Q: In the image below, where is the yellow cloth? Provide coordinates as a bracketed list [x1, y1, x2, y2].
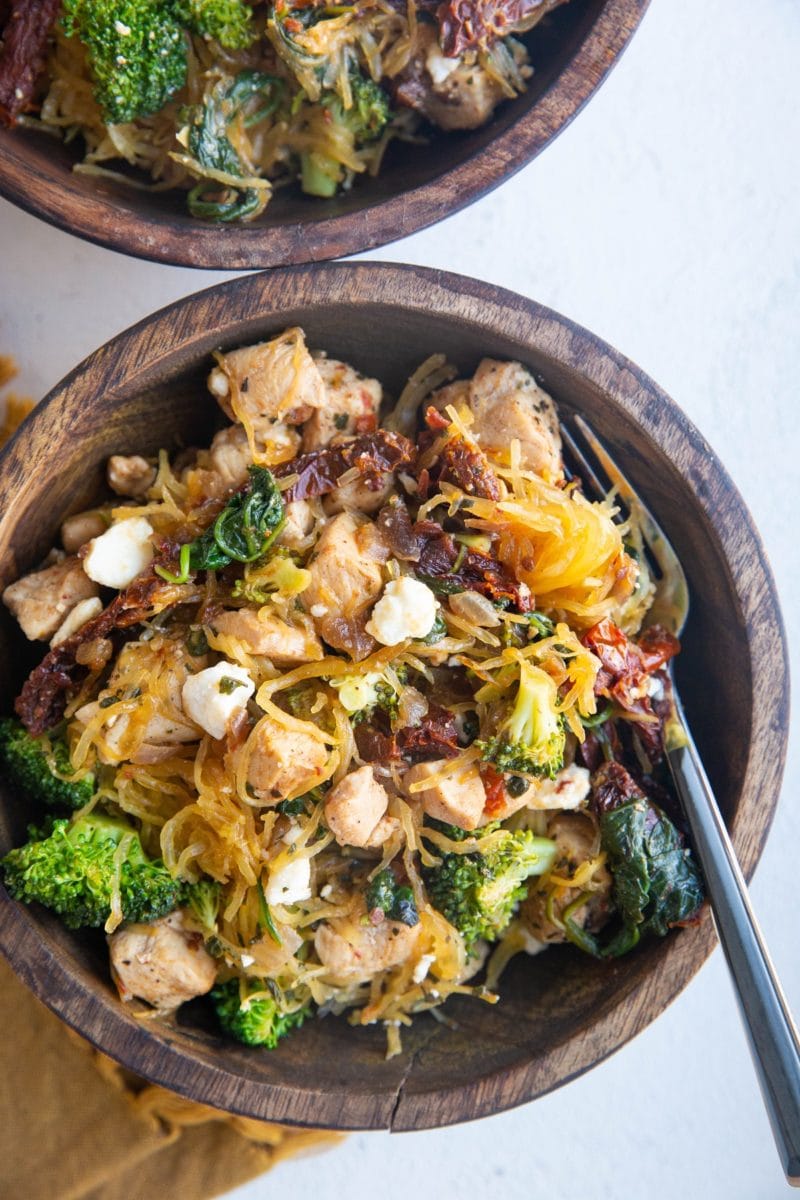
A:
[0, 956, 342, 1200]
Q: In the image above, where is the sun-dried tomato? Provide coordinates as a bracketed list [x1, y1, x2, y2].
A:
[0, 0, 60, 125]
[590, 760, 644, 817]
[437, 0, 564, 56]
[277, 429, 414, 502]
[416, 522, 531, 611]
[354, 703, 460, 764]
[15, 570, 198, 734]
[582, 618, 679, 710]
[480, 763, 507, 816]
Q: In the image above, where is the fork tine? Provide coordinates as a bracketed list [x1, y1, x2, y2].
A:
[558, 420, 608, 501]
[570, 414, 690, 635]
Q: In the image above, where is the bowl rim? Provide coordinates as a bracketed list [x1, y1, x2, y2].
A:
[0, 262, 790, 1130]
[0, 0, 649, 269]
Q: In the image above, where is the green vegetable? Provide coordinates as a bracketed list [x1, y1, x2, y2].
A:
[185, 71, 284, 220]
[186, 878, 221, 933]
[212, 978, 312, 1047]
[62, 0, 187, 124]
[300, 69, 390, 197]
[1, 812, 183, 929]
[365, 869, 419, 927]
[62, 0, 257, 125]
[0, 717, 94, 811]
[350, 671, 407, 726]
[420, 611, 448, 645]
[423, 827, 556, 949]
[477, 661, 566, 779]
[600, 798, 704, 957]
[174, 0, 255, 48]
[256, 878, 282, 945]
[156, 465, 285, 583]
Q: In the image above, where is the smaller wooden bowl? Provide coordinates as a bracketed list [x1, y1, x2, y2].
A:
[0, 264, 789, 1130]
[0, 0, 648, 268]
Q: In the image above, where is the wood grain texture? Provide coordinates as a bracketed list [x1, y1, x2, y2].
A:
[0, 0, 648, 268]
[0, 263, 789, 1131]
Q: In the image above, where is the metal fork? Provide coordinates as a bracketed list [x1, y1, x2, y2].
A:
[561, 414, 800, 1186]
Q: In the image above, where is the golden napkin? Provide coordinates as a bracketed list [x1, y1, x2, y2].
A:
[0, 956, 342, 1200]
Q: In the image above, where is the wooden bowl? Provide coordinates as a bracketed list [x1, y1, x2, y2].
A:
[0, 264, 788, 1129]
[0, 0, 648, 269]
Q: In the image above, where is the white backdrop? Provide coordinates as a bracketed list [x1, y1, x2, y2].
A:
[0, 0, 798, 1196]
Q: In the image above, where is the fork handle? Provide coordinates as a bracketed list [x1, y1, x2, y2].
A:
[666, 716, 800, 1185]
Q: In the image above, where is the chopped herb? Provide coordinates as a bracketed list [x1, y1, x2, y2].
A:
[218, 676, 246, 695]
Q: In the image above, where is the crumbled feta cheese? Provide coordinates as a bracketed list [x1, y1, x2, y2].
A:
[425, 43, 459, 85]
[82, 517, 154, 589]
[647, 675, 665, 700]
[365, 578, 438, 645]
[240, 954, 255, 968]
[320, 884, 333, 899]
[181, 661, 255, 740]
[310, 603, 328, 618]
[527, 763, 590, 811]
[412, 952, 436, 984]
[207, 367, 229, 399]
[50, 596, 103, 647]
[264, 854, 312, 905]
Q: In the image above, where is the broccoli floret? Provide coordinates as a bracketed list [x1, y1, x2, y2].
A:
[365, 869, 419, 926]
[0, 717, 94, 811]
[477, 662, 566, 779]
[1, 812, 183, 929]
[423, 827, 556, 949]
[212, 979, 312, 1047]
[186, 878, 221, 933]
[174, 0, 255, 48]
[301, 69, 390, 197]
[62, 0, 188, 124]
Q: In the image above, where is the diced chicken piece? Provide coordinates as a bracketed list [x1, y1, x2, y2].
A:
[246, 718, 328, 804]
[429, 378, 470, 416]
[109, 910, 217, 1010]
[301, 512, 388, 656]
[394, 26, 525, 131]
[468, 359, 562, 478]
[207, 424, 251, 491]
[61, 510, 108, 554]
[277, 498, 317, 550]
[2, 555, 99, 641]
[107, 454, 156, 498]
[82, 517, 155, 589]
[480, 763, 591, 824]
[212, 608, 323, 665]
[181, 661, 255, 740]
[325, 765, 391, 848]
[208, 328, 326, 433]
[314, 899, 422, 981]
[403, 758, 486, 831]
[521, 811, 613, 945]
[50, 596, 103, 647]
[323, 472, 395, 517]
[366, 577, 438, 645]
[302, 357, 383, 451]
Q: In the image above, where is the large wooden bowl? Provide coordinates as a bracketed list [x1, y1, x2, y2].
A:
[0, 264, 788, 1129]
[0, 0, 647, 268]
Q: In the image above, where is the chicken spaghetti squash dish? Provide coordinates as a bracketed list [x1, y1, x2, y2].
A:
[0, 0, 568, 221]
[0, 330, 703, 1054]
